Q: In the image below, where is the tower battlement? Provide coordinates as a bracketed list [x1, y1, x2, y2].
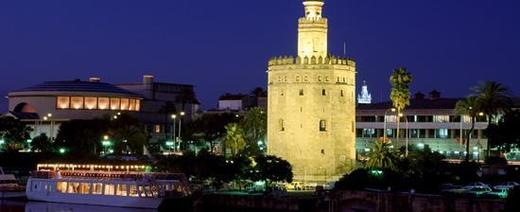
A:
[268, 55, 355, 67]
[298, 17, 328, 25]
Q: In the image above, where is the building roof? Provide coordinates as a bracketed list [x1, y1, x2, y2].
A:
[11, 80, 140, 96]
[358, 98, 462, 110]
[2, 111, 40, 120]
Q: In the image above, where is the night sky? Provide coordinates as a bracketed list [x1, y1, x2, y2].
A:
[0, 0, 518, 112]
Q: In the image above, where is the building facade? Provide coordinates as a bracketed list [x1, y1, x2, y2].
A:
[267, 0, 356, 182]
[356, 92, 488, 160]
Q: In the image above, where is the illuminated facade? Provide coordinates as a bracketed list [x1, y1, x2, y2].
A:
[357, 81, 372, 104]
[267, 0, 356, 183]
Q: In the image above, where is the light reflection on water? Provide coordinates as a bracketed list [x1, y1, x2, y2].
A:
[0, 200, 157, 212]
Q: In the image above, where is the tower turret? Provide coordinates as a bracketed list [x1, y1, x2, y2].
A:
[298, 0, 328, 58]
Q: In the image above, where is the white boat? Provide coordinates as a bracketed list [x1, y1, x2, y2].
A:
[26, 164, 190, 209]
[0, 167, 26, 199]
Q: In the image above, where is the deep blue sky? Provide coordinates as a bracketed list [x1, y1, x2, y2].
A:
[1, 0, 519, 111]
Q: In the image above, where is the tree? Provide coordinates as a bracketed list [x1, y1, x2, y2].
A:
[109, 114, 147, 155]
[223, 123, 246, 157]
[240, 107, 267, 155]
[0, 116, 32, 152]
[471, 81, 512, 157]
[455, 96, 481, 162]
[31, 133, 53, 153]
[389, 67, 412, 155]
[249, 155, 293, 189]
[55, 119, 109, 157]
[366, 141, 398, 171]
[183, 113, 237, 153]
[487, 110, 520, 156]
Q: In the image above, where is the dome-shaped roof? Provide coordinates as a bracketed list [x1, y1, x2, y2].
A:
[12, 80, 140, 97]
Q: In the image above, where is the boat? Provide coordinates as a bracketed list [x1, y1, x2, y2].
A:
[0, 167, 26, 199]
[26, 164, 190, 209]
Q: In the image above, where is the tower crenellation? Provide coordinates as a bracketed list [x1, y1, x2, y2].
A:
[268, 55, 356, 66]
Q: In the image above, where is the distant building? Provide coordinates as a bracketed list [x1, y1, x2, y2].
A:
[357, 81, 372, 104]
[5, 75, 199, 145]
[217, 94, 248, 111]
[356, 91, 488, 160]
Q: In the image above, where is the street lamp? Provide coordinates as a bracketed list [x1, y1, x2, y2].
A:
[171, 114, 177, 151]
[383, 108, 396, 142]
[399, 112, 410, 157]
[101, 135, 112, 155]
[178, 112, 185, 152]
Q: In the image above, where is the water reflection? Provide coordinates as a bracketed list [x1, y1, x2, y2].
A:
[0, 200, 157, 212]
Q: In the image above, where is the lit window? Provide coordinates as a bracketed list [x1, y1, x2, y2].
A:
[319, 120, 327, 131]
[57, 96, 70, 109]
[98, 97, 109, 110]
[128, 99, 136, 111]
[84, 97, 97, 110]
[155, 125, 161, 133]
[135, 100, 141, 111]
[279, 119, 285, 131]
[110, 98, 121, 110]
[70, 96, 84, 109]
[120, 98, 129, 110]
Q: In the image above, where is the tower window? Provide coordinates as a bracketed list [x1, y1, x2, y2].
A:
[322, 89, 327, 96]
[279, 119, 285, 131]
[341, 90, 344, 97]
[299, 89, 304, 96]
[319, 120, 327, 132]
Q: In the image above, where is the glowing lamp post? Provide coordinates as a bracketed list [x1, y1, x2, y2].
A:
[178, 112, 185, 152]
[101, 135, 112, 155]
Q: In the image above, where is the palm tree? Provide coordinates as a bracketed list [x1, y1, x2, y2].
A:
[366, 141, 398, 170]
[389, 67, 412, 151]
[240, 107, 267, 155]
[455, 96, 481, 162]
[223, 123, 246, 157]
[471, 81, 512, 157]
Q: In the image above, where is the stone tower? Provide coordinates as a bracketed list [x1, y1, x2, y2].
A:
[267, 0, 356, 183]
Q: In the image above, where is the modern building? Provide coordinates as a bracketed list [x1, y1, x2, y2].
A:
[267, 0, 357, 183]
[356, 91, 488, 160]
[216, 93, 267, 112]
[5, 75, 199, 145]
[357, 81, 372, 104]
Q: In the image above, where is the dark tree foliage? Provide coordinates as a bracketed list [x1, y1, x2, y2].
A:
[249, 155, 293, 185]
[0, 116, 32, 152]
[31, 133, 53, 153]
[182, 113, 238, 152]
[109, 113, 147, 155]
[54, 119, 109, 157]
[487, 110, 520, 154]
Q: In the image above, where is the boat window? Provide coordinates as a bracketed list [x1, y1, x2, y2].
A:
[79, 183, 91, 194]
[116, 184, 128, 196]
[92, 183, 103, 195]
[104, 184, 115, 195]
[138, 186, 145, 197]
[129, 185, 139, 197]
[56, 181, 67, 193]
[68, 182, 80, 193]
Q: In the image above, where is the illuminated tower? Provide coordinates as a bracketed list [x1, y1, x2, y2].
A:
[358, 81, 372, 104]
[267, 0, 356, 183]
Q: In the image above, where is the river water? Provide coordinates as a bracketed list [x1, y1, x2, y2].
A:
[0, 200, 157, 212]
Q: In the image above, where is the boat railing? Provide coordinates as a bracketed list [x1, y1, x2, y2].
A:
[32, 170, 187, 182]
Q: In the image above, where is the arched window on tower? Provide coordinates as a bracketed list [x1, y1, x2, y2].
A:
[322, 89, 327, 96]
[279, 119, 285, 131]
[319, 120, 327, 131]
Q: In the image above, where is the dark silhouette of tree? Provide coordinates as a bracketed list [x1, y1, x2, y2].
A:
[55, 119, 109, 157]
[471, 81, 512, 158]
[31, 133, 53, 153]
[455, 96, 482, 162]
[389, 67, 412, 155]
[183, 113, 237, 153]
[0, 116, 32, 152]
[109, 114, 147, 155]
[240, 107, 267, 156]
